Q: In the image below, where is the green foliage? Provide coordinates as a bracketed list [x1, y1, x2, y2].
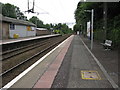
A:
[94, 30, 104, 42]
[29, 16, 44, 28]
[73, 24, 80, 32]
[52, 23, 73, 35]
[107, 15, 120, 47]
[44, 24, 51, 30]
[54, 29, 63, 35]
[29, 17, 72, 35]
[54, 30, 60, 34]
[74, 2, 103, 33]
[2, 3, 17, 18]
[74, 2, 120, 48]
[113, 15, 120, 28]
[0, 2, 2, 14]
[1, 3, 27, 20]
[15, 7, 27, 20]
[111, 29, 120, 46]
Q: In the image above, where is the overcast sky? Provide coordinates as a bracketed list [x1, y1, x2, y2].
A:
[1, 0, 80, 28]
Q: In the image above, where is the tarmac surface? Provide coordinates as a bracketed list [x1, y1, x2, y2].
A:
[6, 35, 119, 89]
[52, 35, 118, 88]
[80, 35, 119, 87]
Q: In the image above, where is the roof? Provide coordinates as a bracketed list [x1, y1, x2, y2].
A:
[36, 28, 48, 31]
[1, 14, 36, 27]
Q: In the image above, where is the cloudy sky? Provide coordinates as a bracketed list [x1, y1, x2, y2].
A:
[1, 0, 80, 28]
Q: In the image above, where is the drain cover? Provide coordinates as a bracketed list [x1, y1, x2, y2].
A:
[81, 70, 101, 80]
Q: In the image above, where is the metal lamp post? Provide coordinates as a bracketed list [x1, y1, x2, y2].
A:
[84, 9, 94, 50]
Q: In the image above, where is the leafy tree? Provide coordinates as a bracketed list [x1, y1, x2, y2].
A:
[49, 23, 54, 28]
[0, 2, 2, 14]
[52, 23, 73, 34]
[2, 3, 17, 18]
[1, 3, 27, 20]
[15, 7, 27, 20]
[29, 16, 44, 28]
[74, 2, 120, 47]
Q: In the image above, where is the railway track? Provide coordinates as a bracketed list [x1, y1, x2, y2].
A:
[2, 36, 62, 72]
[1, 34, 71, 87]
[1, 39, 50, 60]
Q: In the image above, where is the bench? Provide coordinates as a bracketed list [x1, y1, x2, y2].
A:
[101, 40, 112, 50]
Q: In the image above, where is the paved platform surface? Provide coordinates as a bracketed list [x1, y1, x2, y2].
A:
[80, 35, 119, 87]
[8, 35, 118, 89]
[52, 35, 118, 88]
[10, 35, 73, 88]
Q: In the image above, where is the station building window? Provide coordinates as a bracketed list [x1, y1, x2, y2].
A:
[10, 24, 15, 30]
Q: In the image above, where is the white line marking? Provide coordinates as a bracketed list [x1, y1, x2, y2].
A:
[80, 37, 118, 88]
[2, 35, 72, 89]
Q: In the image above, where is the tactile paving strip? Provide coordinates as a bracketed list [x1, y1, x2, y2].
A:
[81, 70, 101, 80]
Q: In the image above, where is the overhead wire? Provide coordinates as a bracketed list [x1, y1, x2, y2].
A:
[58, 0, 75, 25]
[34, 5, 49, 14]
[34, 2, 62, 24]
[25, 0, 74, 25]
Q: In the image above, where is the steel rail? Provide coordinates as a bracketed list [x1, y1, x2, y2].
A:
[0, 37, 63, 77]
[1, 39, 49, 56]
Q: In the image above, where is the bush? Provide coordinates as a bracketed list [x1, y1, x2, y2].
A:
[94, 29, 105, 42]
[110, 28, 120, 47]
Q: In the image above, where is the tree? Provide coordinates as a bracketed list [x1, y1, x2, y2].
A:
[15, 7, 27, 20]
[44, 24, 51, 30]
[0, 2, 2, 14]
[29, 16, 44, 28]
[73, 24, 79, 32]
[1, 3, 27, 20]
[74, 2, 120, 47]
[2, 3, 17, 18]
[52, 23, 73, 34]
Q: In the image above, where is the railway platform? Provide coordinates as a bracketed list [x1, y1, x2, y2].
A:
[0, 34, 60, 45]
[3, 35, 118, 89]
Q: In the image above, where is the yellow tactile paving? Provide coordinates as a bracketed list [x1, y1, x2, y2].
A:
[81, 70, 101, 80]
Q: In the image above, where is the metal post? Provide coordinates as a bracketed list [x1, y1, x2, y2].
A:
[84, 9, 94, 50]
[51, 29, 52, 35]
[103, 2, 107, 40]
[91, 9, 94, 50]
